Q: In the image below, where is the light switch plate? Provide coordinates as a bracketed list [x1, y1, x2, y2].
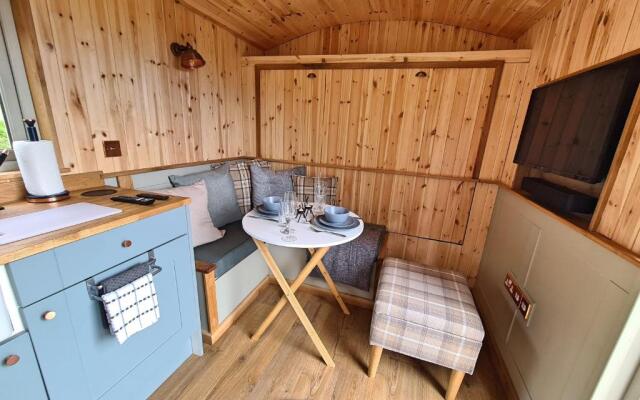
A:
[103, 140, 122, 157]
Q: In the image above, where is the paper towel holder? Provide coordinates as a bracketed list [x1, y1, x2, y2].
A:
[21, 119, 70, 203]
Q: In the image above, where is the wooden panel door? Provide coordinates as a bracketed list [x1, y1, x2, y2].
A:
[261, 66, 496, 244]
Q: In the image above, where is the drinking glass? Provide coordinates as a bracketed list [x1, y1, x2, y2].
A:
[284, 190, 297, 205]
[313, 178, 326, 215]
[280, 200, 297, 242]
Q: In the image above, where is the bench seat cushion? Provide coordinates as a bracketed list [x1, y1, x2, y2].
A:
[194, 221, 257, 279]
[370, 257, 484, 374]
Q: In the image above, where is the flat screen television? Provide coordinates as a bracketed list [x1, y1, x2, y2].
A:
[514, 55, 640, 183]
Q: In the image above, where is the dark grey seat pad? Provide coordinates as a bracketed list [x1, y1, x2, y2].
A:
[194, 221, 256, 279]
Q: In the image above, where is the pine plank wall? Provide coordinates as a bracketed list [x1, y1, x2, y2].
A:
[10, 0, 640, 280]
[12, 0, 262, 174]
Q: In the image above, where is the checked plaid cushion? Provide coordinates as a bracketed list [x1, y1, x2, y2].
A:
[292, 175, 339, 205]
[212, 160, 270, 214]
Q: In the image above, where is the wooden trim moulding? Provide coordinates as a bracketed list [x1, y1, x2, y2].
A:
[264, 158, 479, 182]
[589, 85, 640, 231]
[535, 47, 640, 90]
[243, 50, 532, 66]
[102, 156, 253, 178]
[196, 260, 219, 337]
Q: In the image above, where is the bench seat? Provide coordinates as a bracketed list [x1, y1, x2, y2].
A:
[194, 221, 257, 279]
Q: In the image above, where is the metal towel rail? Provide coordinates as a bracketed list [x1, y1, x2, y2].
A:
[87, 251, 162, 303]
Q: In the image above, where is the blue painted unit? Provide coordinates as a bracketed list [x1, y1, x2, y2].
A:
[0, 333, 48, 399]
[4, 205, 201, 399]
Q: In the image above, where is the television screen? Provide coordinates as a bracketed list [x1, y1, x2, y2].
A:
[514, 55, 640, 183]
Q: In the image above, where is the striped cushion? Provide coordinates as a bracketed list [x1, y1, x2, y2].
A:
[292, 175, 339, 205]
[370, 258, 484, 374]
[212, 160, 270, 214]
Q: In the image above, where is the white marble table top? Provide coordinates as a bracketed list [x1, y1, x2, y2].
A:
[242, 209, 363, 249]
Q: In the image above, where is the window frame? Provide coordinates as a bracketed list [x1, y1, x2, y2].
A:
[0, 0, 36, 171]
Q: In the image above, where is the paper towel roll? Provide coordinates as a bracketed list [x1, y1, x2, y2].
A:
[13, 140, 66, 196]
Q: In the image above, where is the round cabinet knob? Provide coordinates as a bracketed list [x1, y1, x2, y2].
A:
[122, 240, 132, 248]
[42, 311, 57, 321]
[4, 355, 20, 367]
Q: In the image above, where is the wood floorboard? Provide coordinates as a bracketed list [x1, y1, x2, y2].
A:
[151, 286, 505, 400]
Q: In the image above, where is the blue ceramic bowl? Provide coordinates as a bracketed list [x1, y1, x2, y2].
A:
[262, 196, 282, 211]
[324, 206, 350, 224]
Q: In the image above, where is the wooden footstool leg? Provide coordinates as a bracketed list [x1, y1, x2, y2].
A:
[368, 345, 383, 378]
[445, 370, 465, 400]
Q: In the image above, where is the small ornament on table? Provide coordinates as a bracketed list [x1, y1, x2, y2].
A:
[295, 196, 314, 222]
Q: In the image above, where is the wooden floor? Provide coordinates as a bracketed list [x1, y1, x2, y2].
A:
[151, 285, 505, 400]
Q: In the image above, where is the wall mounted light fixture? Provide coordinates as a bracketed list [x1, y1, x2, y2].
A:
[170, 42, 205, 69]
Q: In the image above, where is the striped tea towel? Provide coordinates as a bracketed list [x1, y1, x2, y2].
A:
[101, 273, 160, 344]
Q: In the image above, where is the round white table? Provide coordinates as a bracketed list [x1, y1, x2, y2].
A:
[242, 209, 364, 367]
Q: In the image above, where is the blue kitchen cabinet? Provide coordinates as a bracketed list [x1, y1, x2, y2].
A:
[0, 332, 48, 399]
[5, 205, 202, 400]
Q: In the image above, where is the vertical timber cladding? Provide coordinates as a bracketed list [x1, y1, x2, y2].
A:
[256, 61, 503, 255]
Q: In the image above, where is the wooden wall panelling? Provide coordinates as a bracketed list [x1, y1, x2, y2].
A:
[13, 0, 263, 175]
[10, 0, 64, 168]
[259, 64, 500, 178]
[266, 20, 516, 55]
[256, 50, 531, 279]
[478, 62, 530, 184]
[181, 1, 557, 49]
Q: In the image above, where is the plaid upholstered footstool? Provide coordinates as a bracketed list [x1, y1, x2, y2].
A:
[368, 258, 485, 400]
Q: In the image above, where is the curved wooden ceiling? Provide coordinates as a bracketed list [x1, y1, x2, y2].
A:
[182, 0, 559, 49]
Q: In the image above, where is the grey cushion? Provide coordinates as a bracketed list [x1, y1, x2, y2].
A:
[250, 164, 306, 207]
[169, 165, 242, 228]
[193, 221, 256, 279]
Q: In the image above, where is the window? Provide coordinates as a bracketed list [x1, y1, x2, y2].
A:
[0, 0, 36, 171]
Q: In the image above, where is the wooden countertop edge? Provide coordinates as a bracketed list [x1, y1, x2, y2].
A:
[0, 196, 190, 265]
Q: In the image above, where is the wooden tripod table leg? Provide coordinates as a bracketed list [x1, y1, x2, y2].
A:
[252, 245, 331, 341]
[253, 240, 335, 367]
[307, 248, 350, 315]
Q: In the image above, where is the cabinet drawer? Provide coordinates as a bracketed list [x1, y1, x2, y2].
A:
[55, 207, 188, 286]
[6, 251, 63, 307]
[0, 332, 48, 400]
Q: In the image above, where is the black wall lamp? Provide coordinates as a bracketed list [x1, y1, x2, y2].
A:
[170, 42, 205, 69]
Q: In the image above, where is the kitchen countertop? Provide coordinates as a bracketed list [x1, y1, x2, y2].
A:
[0, 187, 190, 265]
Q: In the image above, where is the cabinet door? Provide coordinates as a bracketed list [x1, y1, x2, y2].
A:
[62, 238, 184, 398]
[0, 333, 48, 400]
[22, 290, 92, 400]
